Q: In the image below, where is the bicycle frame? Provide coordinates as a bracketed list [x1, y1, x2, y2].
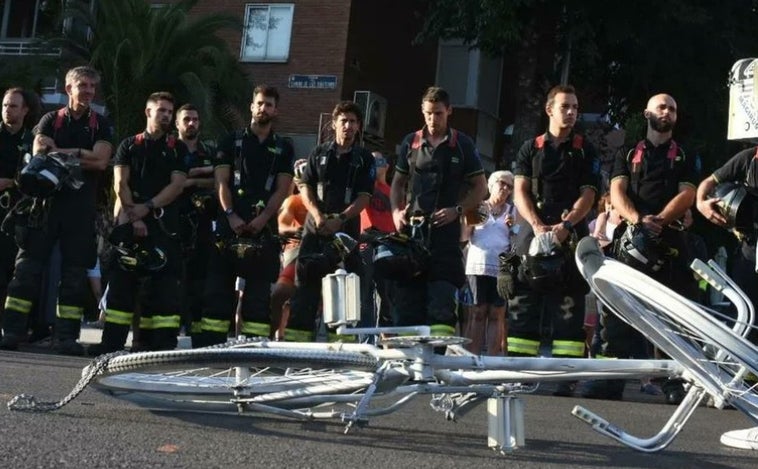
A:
[571, 237, 758, 452]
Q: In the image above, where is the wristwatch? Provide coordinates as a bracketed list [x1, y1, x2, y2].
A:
[145, 199, 155, 211]
[224, 207, 234, 216]
[455, 205, 463, 215]
[562, 220, 573, 231]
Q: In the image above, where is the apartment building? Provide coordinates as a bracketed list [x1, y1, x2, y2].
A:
[1, 0, 506, 168]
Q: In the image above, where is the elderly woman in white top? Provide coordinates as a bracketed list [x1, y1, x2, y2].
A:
[461, 170, 515, 355]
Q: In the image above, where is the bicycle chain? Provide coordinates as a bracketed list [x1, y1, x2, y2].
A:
[7, 351, 128, 412]
[6, 338, 266, 412]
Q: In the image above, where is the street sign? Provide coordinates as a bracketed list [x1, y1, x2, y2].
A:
[288, 74, 338, 90]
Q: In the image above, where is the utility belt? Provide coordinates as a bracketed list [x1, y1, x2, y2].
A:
[133, 200, 181, 241]
[214, 228, 281, 279]
[179, 189, 217, 218]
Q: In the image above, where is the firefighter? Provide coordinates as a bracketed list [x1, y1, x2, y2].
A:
[389, 86, 487, 337]
[0, 88, 35, 348]
[285, 101, 374, 342]
[197, 85, 294, 346]
[1, 67, 113, 355]
[506, 85, 599, 396]
[585, 93, 695, 403]
[174, 103, 216, 343]
[92, 92, 188, 353]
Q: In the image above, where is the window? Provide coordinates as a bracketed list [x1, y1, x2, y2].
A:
[0, 0, 57, 39]
[240, 3, 294, 63]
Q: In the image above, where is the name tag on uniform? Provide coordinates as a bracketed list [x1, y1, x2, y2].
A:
[344, 188, 352, 205]
[264, 175, 274, 191]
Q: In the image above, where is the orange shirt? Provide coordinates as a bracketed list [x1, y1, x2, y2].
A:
[278, 194, 307, 250]
[360, 180, 394, 233]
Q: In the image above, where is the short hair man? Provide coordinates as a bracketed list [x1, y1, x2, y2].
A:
[389, 86, 487, 337]
[93, 92, 188, 354]
[507, 85, 599, 395]
[2, 66, 114, 355]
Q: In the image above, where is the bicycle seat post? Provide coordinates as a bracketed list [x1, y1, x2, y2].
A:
[409, 344, 435, 381]
[487, 390, 526, 453]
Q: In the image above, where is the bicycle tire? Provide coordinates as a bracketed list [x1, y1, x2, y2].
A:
[92, 347, 378, 412]
[577, 238, 758, 422]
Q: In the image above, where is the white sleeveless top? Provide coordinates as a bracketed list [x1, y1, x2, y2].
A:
[465, 203, 514, 277]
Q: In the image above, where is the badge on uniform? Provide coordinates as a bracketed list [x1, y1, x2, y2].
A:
[344, 188, 352, 205]
[264, 175, 274, 191]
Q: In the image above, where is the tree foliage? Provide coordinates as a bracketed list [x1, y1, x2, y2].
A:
[59, 0, 251, 140]
[417, 0, 758, 171]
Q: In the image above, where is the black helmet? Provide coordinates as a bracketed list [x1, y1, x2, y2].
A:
[16, 152, 83, 198]
[614, 224, 665, 273]
[296, 233, 356, 284]
[223, 232, 280, 277]
[711, 182, 758, 234]
[373, 233, 430, 281]
[17, 154, 69, 198]
[520, 248, 567, 292]
[109, 223, 168, 274]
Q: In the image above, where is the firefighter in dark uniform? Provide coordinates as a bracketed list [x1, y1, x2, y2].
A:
[697, 146, 758, 339]
[174, 103, 216, 343]
[587, 93, 696, 402]
[1, 67, 113, 355]
[390, 86, 487, 337]
[197, 85, 294, 346]
[0, 88, 34, 348]
[93, 92, 188, 353]
[286, 101, 374, 342]
[507, 85, 598, 396]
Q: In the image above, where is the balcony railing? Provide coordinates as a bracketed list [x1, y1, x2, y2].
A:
[0, 39, 61, 56]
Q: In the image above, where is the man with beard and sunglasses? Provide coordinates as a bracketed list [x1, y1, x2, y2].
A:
[583, 93, 696, 402]
[196, 85, 294, 346]
[92, 92, 189, 354]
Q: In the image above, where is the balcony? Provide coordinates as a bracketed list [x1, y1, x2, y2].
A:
[0, 39, 60, 56]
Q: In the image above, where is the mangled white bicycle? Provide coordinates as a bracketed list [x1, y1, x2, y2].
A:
[7, 237, 758, 454]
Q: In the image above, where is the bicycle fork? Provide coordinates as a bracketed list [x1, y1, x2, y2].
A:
[341, 362, 392, 433]
[571, 383, 706, 452]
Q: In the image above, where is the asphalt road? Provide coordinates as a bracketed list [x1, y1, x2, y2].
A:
[1, 349, 756, 468]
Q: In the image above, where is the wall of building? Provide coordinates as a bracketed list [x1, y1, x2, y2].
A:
[343, 1, 438, 156]
[189, 0, 353, 155]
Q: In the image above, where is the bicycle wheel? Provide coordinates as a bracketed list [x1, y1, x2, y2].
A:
[577, 238, 758, 423]
[93, 347, 378, 412]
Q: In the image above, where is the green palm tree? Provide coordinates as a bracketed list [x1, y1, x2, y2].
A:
[61, 0, 251, 140]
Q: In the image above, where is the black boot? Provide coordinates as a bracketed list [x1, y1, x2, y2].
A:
[201, 330, 228, 347]
[581, 379, 625, 400]
[150, 328, 179, 351]
[53, 317, 85, 356]
[0, 310, 28, 350]
[89, 323, 130, 356]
